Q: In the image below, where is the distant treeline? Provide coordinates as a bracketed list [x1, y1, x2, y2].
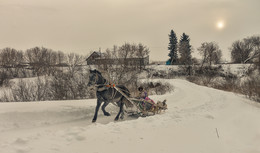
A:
[0, 46, 86, 85]
[167, 30, 260, 67]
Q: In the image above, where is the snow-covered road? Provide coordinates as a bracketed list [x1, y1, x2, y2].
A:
[0, 79, 260, 153]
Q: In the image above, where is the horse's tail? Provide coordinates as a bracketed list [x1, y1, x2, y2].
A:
[116, 85, 133, 108]
[116, 85, 131, 97]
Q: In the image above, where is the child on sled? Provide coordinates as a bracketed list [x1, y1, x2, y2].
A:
[137, 86, 167, 115]
[138, 86, 155, 106]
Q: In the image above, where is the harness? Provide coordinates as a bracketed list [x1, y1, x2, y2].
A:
[91, 71, 131, 107]
[92, 72, 118, 102]
[106, 84, 115, 88]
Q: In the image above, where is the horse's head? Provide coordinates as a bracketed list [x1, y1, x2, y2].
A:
[88, 69, 98, 87]
[88, 69, 105, 87]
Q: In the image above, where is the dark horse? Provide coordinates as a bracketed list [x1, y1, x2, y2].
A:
[87, 69, 131, 122]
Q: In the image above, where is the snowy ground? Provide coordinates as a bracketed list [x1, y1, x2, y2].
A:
[1, 79, 260, 153]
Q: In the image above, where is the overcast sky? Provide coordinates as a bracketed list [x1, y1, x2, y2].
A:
[0, 0, 259, 61]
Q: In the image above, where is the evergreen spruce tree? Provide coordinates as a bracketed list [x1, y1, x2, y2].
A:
[168, 30, 178, 65]
[179, 33, 192, 65]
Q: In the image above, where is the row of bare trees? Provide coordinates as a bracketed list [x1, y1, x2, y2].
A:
[186, 35, 260, 102]
[0, 47, 86, 86]
[0, 46, 91, 101]
[25, 47, 67, 76]
[103, 43, 149, 66]
[183, 35, 259, 68]
[196, 35, 260, 68]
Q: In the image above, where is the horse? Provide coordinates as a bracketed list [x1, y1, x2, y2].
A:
[87, 69, 131, 122]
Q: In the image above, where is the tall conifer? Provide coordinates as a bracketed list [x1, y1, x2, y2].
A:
[168, 30, 178, 65]
[179, 33, 192, 65]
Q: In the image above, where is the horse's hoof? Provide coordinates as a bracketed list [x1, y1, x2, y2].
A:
[92, 119, 96, 123]
[104, 112, 111, 116]
[114, 118, 119, 121]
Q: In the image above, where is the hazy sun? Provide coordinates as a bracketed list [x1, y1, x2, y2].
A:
[217, 21, 224, 29]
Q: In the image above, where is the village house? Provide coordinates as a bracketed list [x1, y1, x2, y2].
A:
[86, 51, 149, 66]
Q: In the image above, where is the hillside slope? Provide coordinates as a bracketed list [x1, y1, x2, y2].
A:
[0, 79, 260, 153]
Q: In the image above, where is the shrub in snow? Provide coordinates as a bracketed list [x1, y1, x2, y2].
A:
[137, 81, 174, 96]
[0, 71, 95, 102]
[241, 76, 260, 102]
[50, 71, 93, 100]
[1, 77, 51, 102]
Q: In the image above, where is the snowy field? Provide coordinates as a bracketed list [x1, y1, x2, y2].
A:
[1, 79, 260, 153]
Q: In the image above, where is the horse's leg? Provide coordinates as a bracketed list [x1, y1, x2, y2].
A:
[120, 107, 125, 119]
[102, 101, 111, 116]
[115, 102, 124, 121]
[92, 99, 102, 123]
[120, 98, 127, 119]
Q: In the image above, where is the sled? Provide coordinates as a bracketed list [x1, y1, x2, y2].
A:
[114, 86, 167, 117]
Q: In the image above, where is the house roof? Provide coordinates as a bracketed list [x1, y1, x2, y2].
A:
[86, 51, 149, 61]
[86, 51, 101, 61]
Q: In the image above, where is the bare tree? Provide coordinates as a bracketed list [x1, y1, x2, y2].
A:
[57, 51, 66, 65]
[66, 53, 85, 77]
[135, 43, 150, 69]
[25, 47, 47, 76]
[230, 40, 252, 63]
[244, 36, 260, 65]
[25, 47, 62, 76]
[198, 42, 222, 67]
[0, 47, 24, 77]
[118, 43, 135, 59]
[135, 43, 149, 58]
